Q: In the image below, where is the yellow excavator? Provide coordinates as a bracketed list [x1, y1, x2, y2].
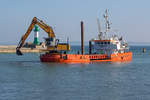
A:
[16, 17, 70, 55]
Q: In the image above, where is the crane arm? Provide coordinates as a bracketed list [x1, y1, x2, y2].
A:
[35, 18, 55, 38]
[16, 17, 55, 55]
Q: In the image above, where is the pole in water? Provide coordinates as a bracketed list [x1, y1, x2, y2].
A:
[81, 21, 84, 55]
[142, 48, 146, 53]
[89, 41, 92, 54]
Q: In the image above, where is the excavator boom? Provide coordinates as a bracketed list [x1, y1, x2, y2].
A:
[16, 17, 67, 55]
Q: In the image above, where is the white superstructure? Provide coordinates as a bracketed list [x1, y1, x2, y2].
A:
[90, 9, 129, 57]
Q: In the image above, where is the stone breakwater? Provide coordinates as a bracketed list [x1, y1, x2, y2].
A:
[0, 45, 46, 53]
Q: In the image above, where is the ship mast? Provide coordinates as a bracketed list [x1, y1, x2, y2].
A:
[104, 9, 111, 33]
[97, 18, 102, 34]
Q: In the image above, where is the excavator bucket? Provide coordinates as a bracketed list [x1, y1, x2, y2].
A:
[16, 49, 23, 55]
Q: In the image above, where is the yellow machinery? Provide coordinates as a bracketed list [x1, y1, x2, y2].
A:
[16, 17, 70, 55]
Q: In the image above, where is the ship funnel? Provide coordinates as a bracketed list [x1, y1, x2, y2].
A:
[81, 21, 84, 55]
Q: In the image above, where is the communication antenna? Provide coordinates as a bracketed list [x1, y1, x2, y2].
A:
[67, 37, 69, 44]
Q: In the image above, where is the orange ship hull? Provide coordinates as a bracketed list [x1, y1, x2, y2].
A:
[40, 52, 132, 63]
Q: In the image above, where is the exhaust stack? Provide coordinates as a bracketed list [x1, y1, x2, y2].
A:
[81, 21, 84, 55]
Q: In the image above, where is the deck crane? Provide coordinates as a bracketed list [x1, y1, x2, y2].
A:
[16, 17, 70, 55]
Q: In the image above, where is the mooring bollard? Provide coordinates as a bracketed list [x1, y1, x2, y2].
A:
[142, 48, 146, 53]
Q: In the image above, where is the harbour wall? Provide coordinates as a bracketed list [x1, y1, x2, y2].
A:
[0, 45, 45, 53]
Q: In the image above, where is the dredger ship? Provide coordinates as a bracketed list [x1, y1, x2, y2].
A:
[16, 9, 132, 63]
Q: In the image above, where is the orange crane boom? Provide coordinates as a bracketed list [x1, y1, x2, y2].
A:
[16, 17, 70, 55]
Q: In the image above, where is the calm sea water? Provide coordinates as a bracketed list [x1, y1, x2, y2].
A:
[0, 46, 150, 100]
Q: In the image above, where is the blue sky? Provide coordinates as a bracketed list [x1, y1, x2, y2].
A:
[0, 0, 150, 45]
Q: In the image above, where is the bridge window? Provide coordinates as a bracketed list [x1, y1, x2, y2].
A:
[101, 42, 104, 44]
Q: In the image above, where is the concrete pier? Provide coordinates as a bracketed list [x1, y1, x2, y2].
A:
[0, 45, 46, 53]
